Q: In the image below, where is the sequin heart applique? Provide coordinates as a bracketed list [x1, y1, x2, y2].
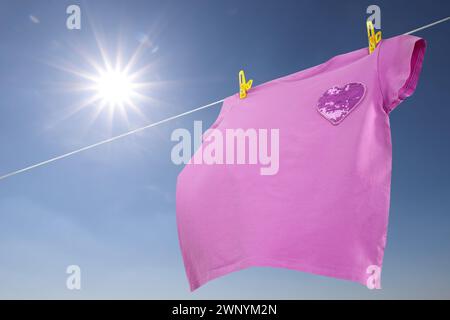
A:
[317, 83, 366, 125]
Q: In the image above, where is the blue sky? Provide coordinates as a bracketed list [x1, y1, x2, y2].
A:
[0, 0, 449, 299]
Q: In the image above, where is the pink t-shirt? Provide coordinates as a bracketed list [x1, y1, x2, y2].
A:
[176, 35, 426, 291]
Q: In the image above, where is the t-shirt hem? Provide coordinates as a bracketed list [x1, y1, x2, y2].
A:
[188, 256, 372, 291]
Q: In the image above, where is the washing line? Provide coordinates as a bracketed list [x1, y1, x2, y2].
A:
[403, 16, 449, 35]
[0, 98, 225, 181]
[0, 16, 449, 182]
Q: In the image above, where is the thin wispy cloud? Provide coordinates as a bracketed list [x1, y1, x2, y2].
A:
[136, 33, 151, 46]
[151, 45, 159, 54]
[136, 32, 159, 54]
[29, 14, 40, 24]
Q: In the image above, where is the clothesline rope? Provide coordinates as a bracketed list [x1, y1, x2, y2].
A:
[403, 16, 449, 35]
[0, 16, 449, 181]
[0, 98, 225, 181]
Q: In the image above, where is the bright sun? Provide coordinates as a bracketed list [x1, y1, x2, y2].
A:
[54, 34, 159, 124]
[94, 70, 135, 107]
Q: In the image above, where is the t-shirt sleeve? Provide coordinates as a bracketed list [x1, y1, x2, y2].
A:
[377, 35, 426, 113]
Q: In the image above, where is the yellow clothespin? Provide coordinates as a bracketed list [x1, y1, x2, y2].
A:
[367, 20, 382, 54]
[239, 70, 253, 99]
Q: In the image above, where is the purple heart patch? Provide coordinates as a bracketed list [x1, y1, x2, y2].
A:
[317, 83, 365, 125]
